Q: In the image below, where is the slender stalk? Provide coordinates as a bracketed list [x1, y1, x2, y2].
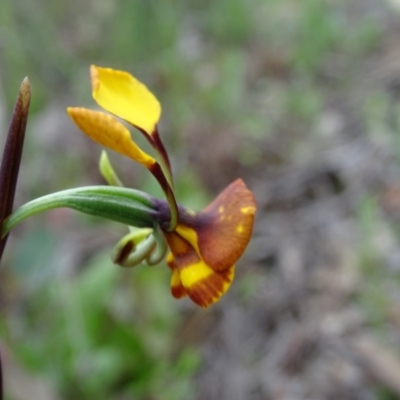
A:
[148, 163, 178, 232]
[152, 128, 173, 188]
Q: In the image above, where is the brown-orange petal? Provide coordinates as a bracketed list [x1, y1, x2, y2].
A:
[178, 179, 256, 272]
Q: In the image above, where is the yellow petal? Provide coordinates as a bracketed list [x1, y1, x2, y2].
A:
[90, 65, 161, 135]
[180, 261, 235, 308]
[67, 107, 155, 168]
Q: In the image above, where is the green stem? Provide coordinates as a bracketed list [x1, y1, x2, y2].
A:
[2, 186, 159, 237]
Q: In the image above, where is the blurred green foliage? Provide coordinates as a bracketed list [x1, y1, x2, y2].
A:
[3, 242, 199, 399]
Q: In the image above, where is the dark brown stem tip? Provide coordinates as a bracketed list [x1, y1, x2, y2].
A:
[0, 77, 32, 262]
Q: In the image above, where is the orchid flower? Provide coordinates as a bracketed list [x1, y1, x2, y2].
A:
[2, 66, 256, 308]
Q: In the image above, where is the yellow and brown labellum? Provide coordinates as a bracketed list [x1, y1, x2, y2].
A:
[90, 65, 161, 135]
[164, 232, 235, 308]
[162, 179, 256, 307]
[181, 263, 235, 308]
[67, 108, 156, 168]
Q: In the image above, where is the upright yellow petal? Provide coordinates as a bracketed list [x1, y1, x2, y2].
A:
[90, 65, 161, 135]
[67, 107, 155, 168]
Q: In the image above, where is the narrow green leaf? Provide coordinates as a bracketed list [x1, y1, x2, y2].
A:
[2, 186, 161, 237]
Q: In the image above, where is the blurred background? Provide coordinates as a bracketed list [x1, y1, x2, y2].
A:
[2, 0, 400, 399]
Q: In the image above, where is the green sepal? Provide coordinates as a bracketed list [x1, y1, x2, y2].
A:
[99, 151, 123, 187]
[146, 225, 168, 266]
[112, 229, 157, 268]
[2, 186, 159, 238]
